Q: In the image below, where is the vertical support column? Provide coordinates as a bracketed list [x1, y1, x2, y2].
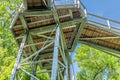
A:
[59, 24, 71, 80]
[51, 25, 60, 80]
[10, 34, 27, 80]
[64, 58, 68, 80]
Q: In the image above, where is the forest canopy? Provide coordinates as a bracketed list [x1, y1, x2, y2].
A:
[0, 0, 22, 79]
[75, 45, 120, 80]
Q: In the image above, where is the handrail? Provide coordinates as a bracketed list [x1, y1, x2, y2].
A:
[79, 0, 86, 10]
[52, 0, 87, 17]
[54, 0, 75, 5]
[87, 12, 120, 29]
[78, 0, 87, 17]
[88, 13, 120, 24]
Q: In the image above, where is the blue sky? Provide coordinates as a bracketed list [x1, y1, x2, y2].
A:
[71, 0, 120, 78]
[81, 0, 120, 21]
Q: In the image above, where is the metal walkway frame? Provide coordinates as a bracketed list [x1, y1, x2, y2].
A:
[10, 0, 86, 80]
[10, 0, 120, 80]
[81, 13, 120, 58]
[10, 24, 70, 80]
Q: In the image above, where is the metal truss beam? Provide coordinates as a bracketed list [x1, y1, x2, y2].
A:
[10, 34, 28, 80]
[10, 1, 120, 79]
[51, 24, 70, 80]
[80, 36, 120, 40]
[20, 14, 38, 80]
[13, 16, 82, 31]
[10, 1, 87, 79]
[22, 10, 52, 17]
[10, 24, 70, 80]
[70, 19, 86, 51]
[16, 19, 82, 40]
[79, 41, 120, 58]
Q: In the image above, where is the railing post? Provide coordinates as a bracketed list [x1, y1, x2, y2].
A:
[107, 19, 111, 29]
[78, 0, 87, 18]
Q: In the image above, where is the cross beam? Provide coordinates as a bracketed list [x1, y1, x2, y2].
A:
[10, 24, 70, 80]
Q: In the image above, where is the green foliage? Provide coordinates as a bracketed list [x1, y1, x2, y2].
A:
[0, 59, 15, 80]
[0, 0, 22, 79]
[0, 1, 50, 79]
[75, 45, 120, 80]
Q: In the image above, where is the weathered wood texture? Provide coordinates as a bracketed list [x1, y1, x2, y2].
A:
[80, 26, 120, 52]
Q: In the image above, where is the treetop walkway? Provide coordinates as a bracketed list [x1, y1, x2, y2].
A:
[10, 0, 120, 80]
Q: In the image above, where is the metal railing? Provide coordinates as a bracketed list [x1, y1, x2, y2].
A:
[54, 0, 74, 5]
[78, 0, 87, 18]
[52, 0, 87, 18]
[87, 13, 120, 29]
